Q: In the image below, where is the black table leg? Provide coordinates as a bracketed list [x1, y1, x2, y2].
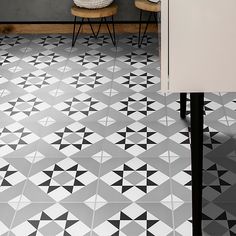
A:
[190, 93, 204, 236]
[180, 93, 187, 119]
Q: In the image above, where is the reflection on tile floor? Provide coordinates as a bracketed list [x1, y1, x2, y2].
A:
[0, 33, 236, 235]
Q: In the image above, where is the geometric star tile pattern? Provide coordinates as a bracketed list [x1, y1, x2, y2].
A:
[33, 35, 71, 49]
[11, 203, 91, 236]
[69, 51, 112, 69]
[0, 52, 19, 66]
[120, 34, 154, 47]
[111, 93, 164, 121]
[169, 125, 230, 152]
[0, 158, 26, 192]
[23, 50, 67, 69]
[29, 158, 97, 201]
[106, 122, 166, 156]
[0, 33, 236, 235]
[43, 122, 103, 156]
[54, 93, 107, 121]
[11, 70, 59, 93]
[62, 70, 111, 92]
[114, 69, 159, 92]
[117, 51, 157, 68]
[0, 94, 50, 121]
[100, 158, 169, 201]
[0, 122, 39, 157]
[93, 203, 173, 236]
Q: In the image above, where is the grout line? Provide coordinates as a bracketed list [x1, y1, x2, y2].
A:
[11, 34, 34, 74]
[90, 36, 118, 235]
[53, 41, 74, 96]
[0, 200, 193, 203]
[7, 34, 40, 236]
[6, 34, 72, 235]
[8, 150, 38, 234]
[165, 92, 176, 235]
[90, 151, 104, 236]
[0, 89, 4, 97]
[103, 35, 118, 136]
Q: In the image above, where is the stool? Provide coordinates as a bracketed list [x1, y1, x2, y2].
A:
[71, 3, 118, 47]
[135, 0, 161, 48]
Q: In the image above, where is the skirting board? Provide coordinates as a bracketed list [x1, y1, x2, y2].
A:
[0, 23, 158, 34]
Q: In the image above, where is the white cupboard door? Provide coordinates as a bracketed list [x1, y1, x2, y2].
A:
[161, 0, 236, 92]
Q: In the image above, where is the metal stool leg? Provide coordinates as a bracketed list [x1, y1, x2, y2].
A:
[138, 10, 143, 48]
[88, 18, 103, 38]
[153, 12, 159, 27]
[180, 93, 187, 119]
[72, 16, 77, 47]
[138, 11, 153, 48]
[72, 17, 84, 47]
[104, 16, 116, 46]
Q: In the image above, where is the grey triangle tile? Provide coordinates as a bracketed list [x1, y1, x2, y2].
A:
[96, 180, 131, 203]
[99, 157, 170, 202]
[0, 203, 15, 233]
[0, 167, 26, 202]
[11, 202, 92, 236]
[61, 202, 93, 230]
[213, 185, 236, 203]
[27, 158, 99, 202]
[92, 202, 129, 229]
[221, 92, 236, 106]
[205, 138, 236, 167]
[137, 203, 174, 229]
[21, 180, 55, 202]
[172, 202, 192, 231]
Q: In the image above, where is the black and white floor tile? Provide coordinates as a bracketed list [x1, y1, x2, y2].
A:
[0, 33, 236, 235]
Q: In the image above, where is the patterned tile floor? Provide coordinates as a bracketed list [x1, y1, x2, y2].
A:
[0, 33, 236, 236]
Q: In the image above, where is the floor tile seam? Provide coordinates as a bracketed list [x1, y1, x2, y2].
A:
[168, 145, 176, 234]
[7, 143, 43, 230]
[100, 118, 170, 124]
[28, 35, 73, 100]
[90, 152, 103, 234]
[55, 34, 105, 99]
[9, 34, 34, 75]
[101, 44, 118, 131]
[222, 104, 232, 128]
[211, 201, 236, 204]
[9, 35, 63, 108]
[8, 146, 40, 231]
[96, 155, 171, 159]
[163, 92, 171, 138]
[169, 155, 191, 159]
[55, 55, 76, 90]
[0, 89, 4, 97]
[20, 34, 35, 56]
[44, 53, 74, 107]
[0, 200, 196, 203]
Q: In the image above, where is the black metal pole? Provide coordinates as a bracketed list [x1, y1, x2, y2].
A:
[139, 12, 153, 47]
[87, 18, 97, 38]
[138, 10, 143, 48]
[111, 16, 116, 46]
[72, 16, 77, 47]
[180, 93, 187, 119]
[71, 17, 84, 47]
[190, 93, 204, 236]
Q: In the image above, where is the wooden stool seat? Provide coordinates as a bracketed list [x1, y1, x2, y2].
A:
[71, 3, 117, 47]
[71, 3, 118, 19]
[135, 0, 160, 13]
